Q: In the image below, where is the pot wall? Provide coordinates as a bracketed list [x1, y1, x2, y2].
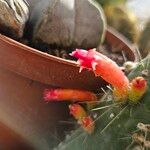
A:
[0, 67, 70, 150]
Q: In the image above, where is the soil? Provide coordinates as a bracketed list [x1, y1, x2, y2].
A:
[45, 44, 124, 66]
[20, 39, 125, 66]
[96, 41, 124, 66]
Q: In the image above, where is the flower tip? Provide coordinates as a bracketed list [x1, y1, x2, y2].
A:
[69, 51, 75, 57]
[89, 48, 96, 52]
[70, 49, 79, 58]
[79, 66, 84, 73]
[71, 49, 88, 59]
[81, 116, 95, 134]
[69, 104, 77, 115]
[131, 77, 147, 90]
[128, 76, 147, 103]
[43, 89, 58, 101]
[91, 62, 98, 71]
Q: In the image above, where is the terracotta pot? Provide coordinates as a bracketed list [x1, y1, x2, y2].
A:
[0, 28, 136, 150]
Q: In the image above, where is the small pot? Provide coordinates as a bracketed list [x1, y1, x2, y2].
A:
[0, 27, 136, 150]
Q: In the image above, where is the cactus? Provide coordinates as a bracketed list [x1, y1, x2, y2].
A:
[30, 0, 106, 49]
[54, 54, 150, 150]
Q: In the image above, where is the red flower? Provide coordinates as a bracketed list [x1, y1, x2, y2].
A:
[44, 89, 97, 102]
[71, 49, 129, 101]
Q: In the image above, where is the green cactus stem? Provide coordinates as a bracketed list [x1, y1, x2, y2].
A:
[55, 54, 150, 150]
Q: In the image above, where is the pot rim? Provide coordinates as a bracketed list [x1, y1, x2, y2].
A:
[0, 35, 79, 67]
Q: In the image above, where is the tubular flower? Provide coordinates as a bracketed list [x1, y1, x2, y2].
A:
[71, 49, 129, 101]
[69, 104, 87, 121]
[44, 89, 97, 102]
[128, 77, 147, 103]
[80, 116, 95, 134]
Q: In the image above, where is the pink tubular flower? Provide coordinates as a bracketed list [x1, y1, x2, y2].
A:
[71, 49, 130, 101]
[44, 89, 97, 102]
[69, 104, 87, 121]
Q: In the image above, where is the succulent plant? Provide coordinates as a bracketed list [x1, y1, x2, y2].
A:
[138, 20, 150, 58]
[54, 54, 150, 150]
[30, 0, 106, 49]
[0, 0, 29, 39]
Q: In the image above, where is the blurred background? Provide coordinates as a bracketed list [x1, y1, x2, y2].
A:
[97, 0, 150, 39]
[127, 0, 150, 27]
[96, 0, 150, 58]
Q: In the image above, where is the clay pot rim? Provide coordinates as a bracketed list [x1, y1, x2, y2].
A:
[0, 34, 79, 67]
